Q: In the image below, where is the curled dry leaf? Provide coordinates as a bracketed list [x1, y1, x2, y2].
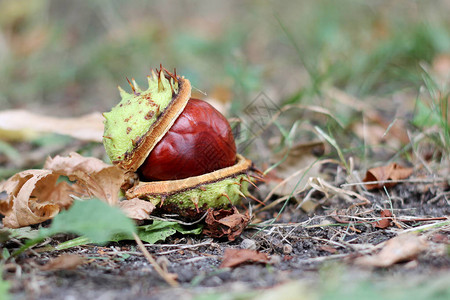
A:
[0, 152, 128, 228]
[40, 254, 85, 271]
[118, 198, 155, 220]
[363, 163, 413, 190]
[44, 152, 127, 206]
[220, 248, 269, 268]
[355, 234, 428, 267]
[0, 109, 104, 142]
[203, 207, 250, 241]
[0, 170, 75, 228]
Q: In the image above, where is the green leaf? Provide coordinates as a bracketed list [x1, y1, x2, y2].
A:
[112, 220, 203, 244]
[136, 221, 203, 244]
[2, 248, 10, 260]
[40, 199, 135, 244]
[8, 227, 40, 240]
[0, 227, 40, 244]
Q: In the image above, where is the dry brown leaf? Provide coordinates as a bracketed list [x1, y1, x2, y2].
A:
[203, 207, 250, 241]
[372, 209, 393, 229]
[0, 170, 78, 228]
[40, 254, 85, 271]
[0, 152, 128, 228]
[355, 234, 428, 267]
[0, 109, 103, 142]
[220, 248, 269, 268]
[363, 163, 413, 190]
[44, 152, 127, 206]
[119, 198, 155, 220]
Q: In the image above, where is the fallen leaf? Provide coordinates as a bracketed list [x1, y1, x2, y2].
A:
[138, 221, 202, 244]
[111, 220, 203, 244]
[355, 234, 428, 267]
[7, 226, 40, 240]
[203, 207, 250, 241]
[372, 209, 393, 229]
[40, 254, 85, 271]
[0, 110, 104, 142]
[42, 199, 136, 244]
[220, 248, 269, 268]
[119, 198, 155, 220]
[0, 170, 76, 228]
[363, 163, 413, 190]
[44, 152, 127, 205]
[0, 153, 128, 228]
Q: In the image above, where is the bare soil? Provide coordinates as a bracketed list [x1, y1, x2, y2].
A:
[3, 177, 449, 300]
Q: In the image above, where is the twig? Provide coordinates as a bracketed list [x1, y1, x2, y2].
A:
[133, 232, 178, 287]
[149, 211, 208, 225]
[301, 240, 387, 263]
[152, 240, 214, 255]
[341, 177, 447, 187]
[428, 191, 450, 204]
[143, 239, 213, 248]
[401, 220, 450, 233]
[178, 256, 219, 264]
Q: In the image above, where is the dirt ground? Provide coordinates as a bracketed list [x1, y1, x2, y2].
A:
[3, 174, 449, 300]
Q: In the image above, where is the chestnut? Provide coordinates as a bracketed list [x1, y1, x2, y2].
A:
[138, 98, 237, 181]
[103, 67, 257, 218]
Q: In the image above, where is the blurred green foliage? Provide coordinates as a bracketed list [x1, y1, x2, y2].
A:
[0, 0, 448, 115]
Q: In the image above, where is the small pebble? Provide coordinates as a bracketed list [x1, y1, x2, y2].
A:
[283, 244, 293, 254]
[240, 238, 257, 250]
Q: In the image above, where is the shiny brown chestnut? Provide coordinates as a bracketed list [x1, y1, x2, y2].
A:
[138, 98, 237, 181]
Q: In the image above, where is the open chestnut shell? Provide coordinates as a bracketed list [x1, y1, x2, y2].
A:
[103, 67, 258, 218]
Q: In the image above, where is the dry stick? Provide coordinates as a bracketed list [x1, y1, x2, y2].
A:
[428, 191, 450, 204]
[341, 177, 447, 188]
[154, 240, 214, 255]
[132, 232, 179, 287]
[149, 212, 208, 225]
[144, 239, 213, 249]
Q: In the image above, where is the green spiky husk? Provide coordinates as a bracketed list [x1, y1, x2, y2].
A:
[102, 71, 179, 166]
[125, 154, 256, 218]
[144, 174, 249, 210]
